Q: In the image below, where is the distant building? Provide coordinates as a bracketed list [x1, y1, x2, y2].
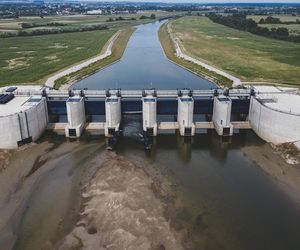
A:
[87, 10, 103, 15]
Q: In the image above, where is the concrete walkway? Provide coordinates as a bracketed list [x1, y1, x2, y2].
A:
[167, 23, 242, 87]
[44, 30, 121, 88]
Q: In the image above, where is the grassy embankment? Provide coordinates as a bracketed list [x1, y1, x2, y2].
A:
[53, 27, 134, 89]
[0, 12, 181, 87]
[158, 22, 233, 87]
[170, 16, 300, 86]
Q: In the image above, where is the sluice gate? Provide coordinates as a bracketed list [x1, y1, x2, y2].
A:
[1, 86, 299, 149]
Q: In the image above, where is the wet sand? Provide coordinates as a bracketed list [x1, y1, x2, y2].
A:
[241, 143, 300, 204]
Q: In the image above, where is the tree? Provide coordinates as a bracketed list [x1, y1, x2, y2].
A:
[150, 14, 156, 19]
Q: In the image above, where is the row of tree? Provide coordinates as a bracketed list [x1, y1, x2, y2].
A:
[0, 24, 108, 38]
[259, 16, 300, 24]
[21, 22, 66, 29]
[207, 14, 300, 43]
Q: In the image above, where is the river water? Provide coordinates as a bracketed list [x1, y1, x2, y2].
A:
[72, 21, 214, 90]
[4, 21, 300, 250]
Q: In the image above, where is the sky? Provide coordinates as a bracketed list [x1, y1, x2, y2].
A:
[84, 0, 300, 2]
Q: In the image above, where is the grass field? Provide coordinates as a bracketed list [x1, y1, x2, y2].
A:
[158, 23, 233, 87]
[171, 16, 300, 85]
[0, 11, 177, 32]
[246, 14, 300, 36]
[247, 15, 300, 23]
[0, 12, 183, 86]
[259, 23, 300, 36]
[54, 27, 135, 89]
[0, 29, 116, 85]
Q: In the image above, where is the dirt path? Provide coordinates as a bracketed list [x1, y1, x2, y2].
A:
[167, 22, 242, 87]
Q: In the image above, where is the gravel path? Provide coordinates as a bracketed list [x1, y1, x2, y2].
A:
[167, 23, 242, 87]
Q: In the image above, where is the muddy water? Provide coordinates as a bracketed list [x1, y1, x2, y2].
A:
[3, 130, 300, 250]
[0, 136, 106, 250]
[117, 130, 300, 250]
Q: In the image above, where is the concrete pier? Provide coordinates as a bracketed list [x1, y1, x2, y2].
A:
[177, 95, 195, 136]
[105, 95, 121, 136]
[142, 96, 157, 136]
[212, 96, 233, 136]
[65, 96, 85, 138]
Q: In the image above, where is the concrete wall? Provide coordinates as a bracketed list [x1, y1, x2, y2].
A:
[212, 97, 233, 136]
[65, 97, 86, 137]
[0, 98, 48, 149]
[177, 97, 195, 136]
[142, 97, 157, 136]
[105, 97, 121, 136]
[249, 97, 300, 144]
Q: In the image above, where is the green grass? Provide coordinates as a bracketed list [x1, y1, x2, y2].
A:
[171, 16, 300, 85]
[54, 27, 135, 89]
[158, 23, 232, 87]
[0, 29, 116, 85]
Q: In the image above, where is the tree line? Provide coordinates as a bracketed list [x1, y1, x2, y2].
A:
[0, 24, 108, 38]
[207, 13, 300, 43]
[259, 16, 300, 24]
[21, 22, 67, 29]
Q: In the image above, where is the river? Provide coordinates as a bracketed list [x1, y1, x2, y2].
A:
[72, 21, 215, 90]
[1, 21, 300, 250]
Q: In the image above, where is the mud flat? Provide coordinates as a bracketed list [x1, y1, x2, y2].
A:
[241, 143, 300, 204]
[57, 152, 185, 250]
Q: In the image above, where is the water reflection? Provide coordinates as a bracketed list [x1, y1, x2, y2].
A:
[72, 21, 215, 90]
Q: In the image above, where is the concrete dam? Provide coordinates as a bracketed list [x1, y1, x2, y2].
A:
[0, 85, 299, 149]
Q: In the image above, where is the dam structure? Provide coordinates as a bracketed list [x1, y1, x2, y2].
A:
[0, 85, 299, 149]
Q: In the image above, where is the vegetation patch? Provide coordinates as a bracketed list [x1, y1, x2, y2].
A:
[54, 27, 135, 89]
[170, 16, 300, 86]
[5, 57, 31, 69]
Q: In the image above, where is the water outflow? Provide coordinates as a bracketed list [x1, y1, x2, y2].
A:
[72, 21, 215, 90]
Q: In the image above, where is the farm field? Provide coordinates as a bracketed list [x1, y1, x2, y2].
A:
[0, 29, 115, 85]
[170, 16, 300, 85]
[260, 23, 300, 36]
[247, 14, 300, 23]
[0, 11, 176, 32]
[0, 12, 183, 86]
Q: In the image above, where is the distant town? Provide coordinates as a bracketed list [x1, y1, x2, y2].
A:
[0, 1, 299, 18]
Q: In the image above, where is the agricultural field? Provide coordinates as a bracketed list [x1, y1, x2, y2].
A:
[0, 29, 115, 85]
[0, 11, 180, 86]
[247, 15, 300, 23]
[0, 11, 175, 32]
[259, 23, 300, 36]
[170, 16, 300, 85]
[247, 14, 300, 36]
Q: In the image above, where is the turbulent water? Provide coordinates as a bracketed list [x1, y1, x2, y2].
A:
[1, 21, 300, 250]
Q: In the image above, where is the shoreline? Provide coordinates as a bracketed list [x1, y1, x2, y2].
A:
[54, 27, 135, 90]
